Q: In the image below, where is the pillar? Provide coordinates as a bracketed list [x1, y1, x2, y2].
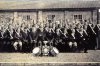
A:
[97, 9, 99, 24]
[91, 10, 93, 22]
[13, 12, 18, 24]
[37, 11, 43, 26]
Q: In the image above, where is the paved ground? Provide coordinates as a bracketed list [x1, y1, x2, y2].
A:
[0, 50, 100, 63]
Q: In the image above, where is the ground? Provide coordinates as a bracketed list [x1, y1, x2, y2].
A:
[0, 50, 100, 63]
[0, 50, 100, 66]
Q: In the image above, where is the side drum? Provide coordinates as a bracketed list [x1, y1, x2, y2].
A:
[32, 47, 41, 56]
[50, 47, 59, 56]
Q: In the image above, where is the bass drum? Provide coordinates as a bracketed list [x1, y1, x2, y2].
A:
[32, 47, 41, 56]
[50, 47, 59, 56]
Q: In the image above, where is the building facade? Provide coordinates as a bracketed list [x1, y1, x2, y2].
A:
[0, 1, 100, 26]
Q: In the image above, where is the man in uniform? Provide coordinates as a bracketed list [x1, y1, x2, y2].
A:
[94, 24, 100, 49]
[87, 23, 96, 49]
[20, 27, 29, 52]
[3, 26, 12, 52]
[67, 24, 77, 52]
[0, 27, 3, 52]
[12, 28, 22, 52]
[28, 25, 37, 52]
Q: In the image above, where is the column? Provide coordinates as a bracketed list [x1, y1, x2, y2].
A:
[37, 11, 43, 25]
[13, 12, 18, 24]
[97, 9, 99, 24]
[92, 10, 97, 25]
[91, 10, 93, 22]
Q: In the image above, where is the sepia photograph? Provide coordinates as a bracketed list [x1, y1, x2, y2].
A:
[0, 0, 100, 66]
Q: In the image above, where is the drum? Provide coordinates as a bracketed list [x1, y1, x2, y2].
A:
[32, 47, 41, 56]
[50, 47, 59, 56]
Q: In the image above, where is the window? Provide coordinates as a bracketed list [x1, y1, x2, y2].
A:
[27, 15, 30, 20]
[74, 15, 82, 22]
[23, 15, 30, 21]
[47, 15, 55, 23]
